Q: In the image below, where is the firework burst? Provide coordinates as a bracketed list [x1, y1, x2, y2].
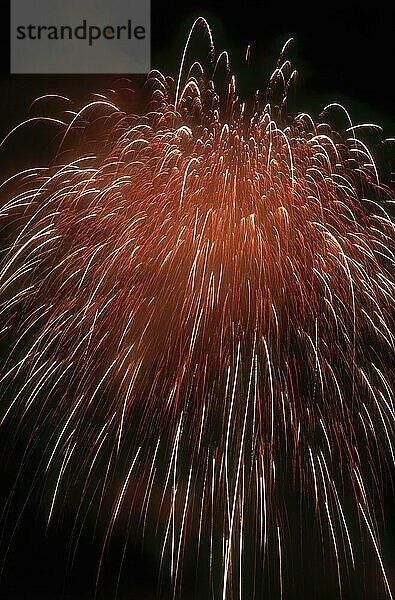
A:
[0, 17, 393, 600]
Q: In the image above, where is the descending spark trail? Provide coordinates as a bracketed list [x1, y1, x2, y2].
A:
[0, 17, 394, 599]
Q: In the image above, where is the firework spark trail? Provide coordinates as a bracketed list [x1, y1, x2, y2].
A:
[0, 17, 394, 599]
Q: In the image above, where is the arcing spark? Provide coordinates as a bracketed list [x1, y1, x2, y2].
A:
[0, 18, 393, 599]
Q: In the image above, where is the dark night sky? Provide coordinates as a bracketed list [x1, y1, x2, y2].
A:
[0, 1, 393, 599]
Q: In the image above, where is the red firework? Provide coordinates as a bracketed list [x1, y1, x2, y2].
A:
[0, 18, 393, 600]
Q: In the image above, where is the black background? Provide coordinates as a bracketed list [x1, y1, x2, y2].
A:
[0, 1, 394, 599]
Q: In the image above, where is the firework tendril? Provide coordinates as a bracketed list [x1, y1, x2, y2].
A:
[0, 18, 393, 600]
